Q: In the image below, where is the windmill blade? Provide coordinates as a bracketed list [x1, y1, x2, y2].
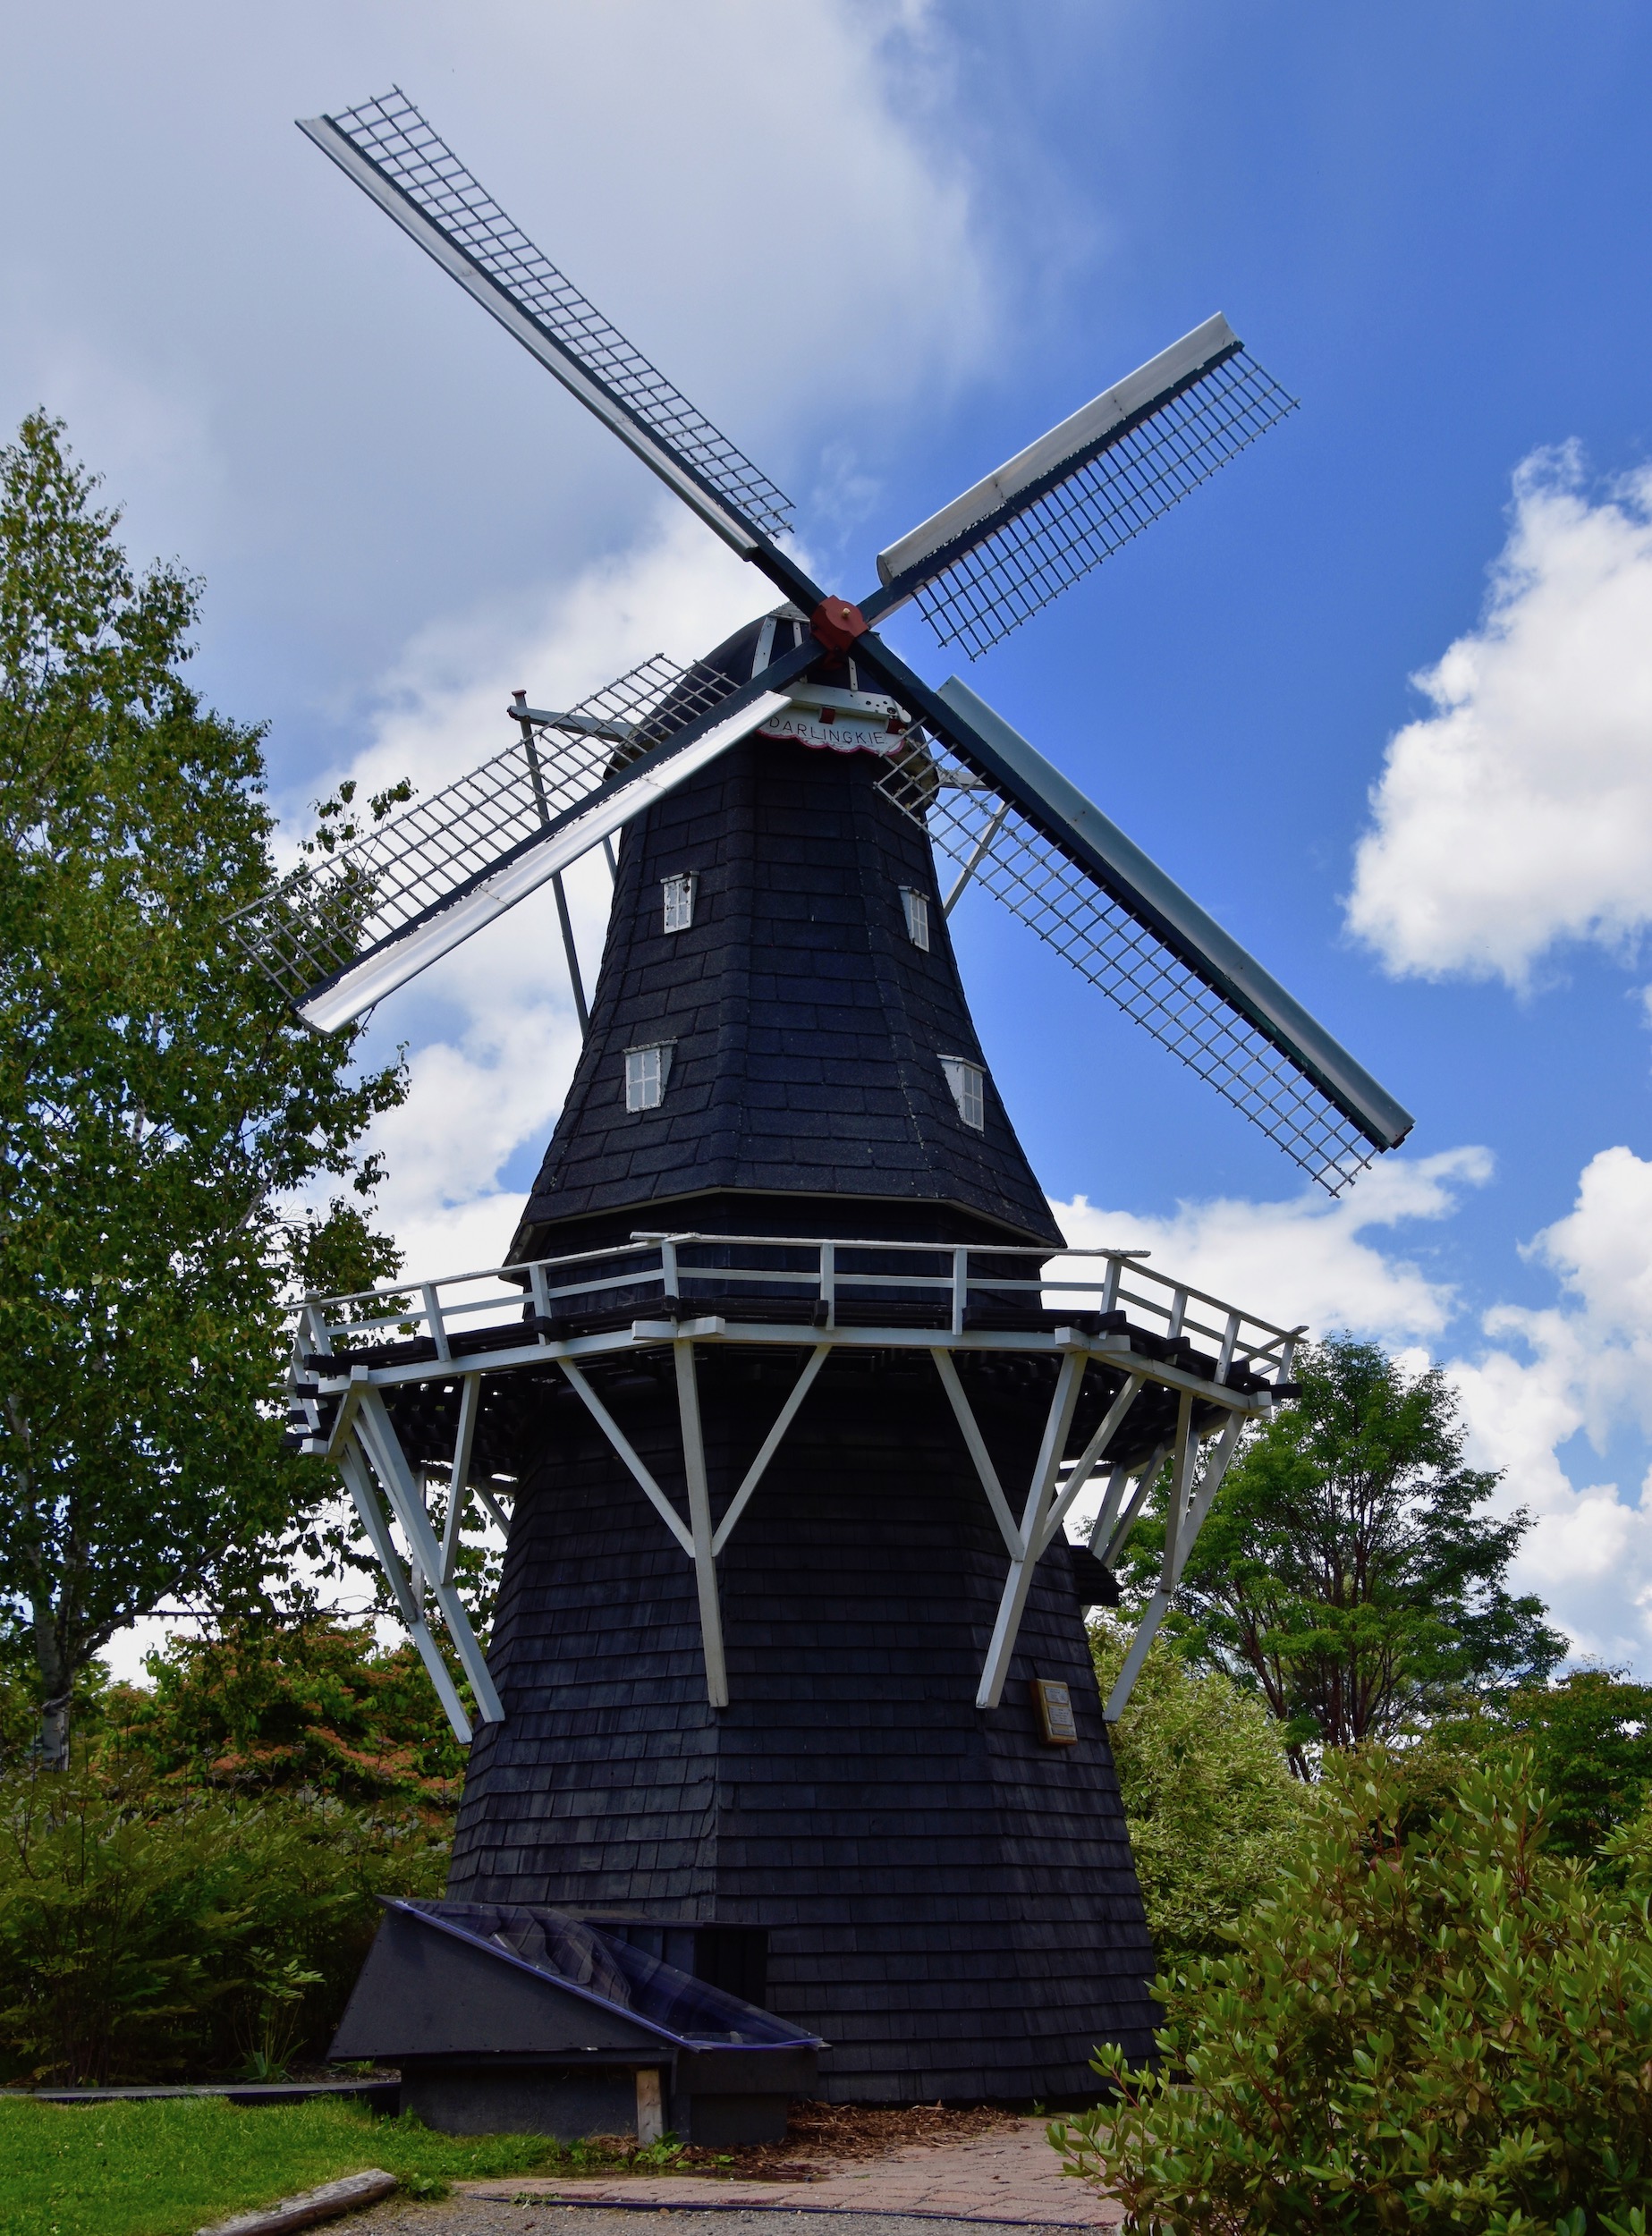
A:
[227, 648, 808, 1033]
[300, 89, 794, 555]
[868, 317, 1296, 659]
[870, 668, 1411, 1194]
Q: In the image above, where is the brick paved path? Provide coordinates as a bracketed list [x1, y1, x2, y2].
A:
[452, 2117, 1119, 2227]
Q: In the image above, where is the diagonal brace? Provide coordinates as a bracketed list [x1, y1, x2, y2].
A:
[976, 1350, 1088, 1708]
[1092, 1437, 1169, 1571]
[1103, 1400, 1246, 1723]
[712, 1344, 831, 1555]
[556, 1359, 694, 1555]
[356, 1389, 505, 1723]
[1036, 1371, 1147, 1559]
[338, 1435, 474, 1744]
[931, 1349, 1021, 1555]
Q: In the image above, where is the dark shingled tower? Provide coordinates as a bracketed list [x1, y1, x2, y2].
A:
[444, 617, 1158, 2099]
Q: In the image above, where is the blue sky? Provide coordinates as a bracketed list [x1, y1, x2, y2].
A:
[7, 3, 1652, 1669]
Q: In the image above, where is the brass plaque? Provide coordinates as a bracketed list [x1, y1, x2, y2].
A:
[1032, 1678, 1079, 1746]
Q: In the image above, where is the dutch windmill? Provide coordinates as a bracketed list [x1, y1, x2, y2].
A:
[253, 90, 1411, 2137]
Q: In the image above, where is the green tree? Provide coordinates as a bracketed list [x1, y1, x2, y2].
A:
[102, 1617, 465, 1812]
[0, 412, 406, 1766]
[1053, 1747, 1652, 2236]
[1091, 1618, 1307, 1959]
[1123, 1337, 1565, 1771]
[1439, 1668, 1652, 1862]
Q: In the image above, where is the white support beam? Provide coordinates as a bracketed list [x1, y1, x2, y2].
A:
[1036, 1372, 1146, 1558]
[1104, 1590, 1173, 1725]
[942, 800, 1010, 918]
[1104, 1405, 1245, 1723]
[439, 1374, 481, 1587]
[674, 1339, 728, 1708]
[338, 1436, 473, 1744]
[555, 1359, 694, 1555]
[1156, 1389, 1197, 1595]
[1093, 1439, 1169, 1571]
[472, 1481, 514, 1538]
[356, 1389, 505, 1724]
[976, 1350, 1088, 1708]
[1171, 1407, 1245, 1588]
[930, 1349, 1021, 1554]
[711, 1344, 831, 1556]
[321, 1364, 371, 1461]
[1086, 1464, 1125, 1557]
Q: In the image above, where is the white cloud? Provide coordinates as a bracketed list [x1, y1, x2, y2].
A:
[1447, 1146, 1652, 1662]
[0, 0, 995, 733]
[1347, 448, 1652, 987]
[1050, 1145, 1493, 1351]
[1054, 1145, 1652, 1668]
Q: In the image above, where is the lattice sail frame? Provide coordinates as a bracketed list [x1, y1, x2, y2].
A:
[226, 655, 737, 1008]
[323, 89, 794, 540]
[911, 351, 1298, 660]
[878, 737, 1378, 1192]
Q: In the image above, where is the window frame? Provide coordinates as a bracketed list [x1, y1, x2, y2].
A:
[662, 872, 696, 934]
[625, 1040, 675, 1112]
[900, 885, 931, 952]
[939, 1054, 986, 1131]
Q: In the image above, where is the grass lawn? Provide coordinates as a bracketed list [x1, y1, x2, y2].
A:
[0, 2093, 617, 2236]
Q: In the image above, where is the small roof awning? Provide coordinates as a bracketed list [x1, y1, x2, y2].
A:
[331, 1900, 824, 2065]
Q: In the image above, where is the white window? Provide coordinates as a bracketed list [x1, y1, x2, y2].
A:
[662, 873, 695, 933]
[625, 1042, 674, 1112]
[901, 886, 930, 952]
[940, 1055, 985, 1131]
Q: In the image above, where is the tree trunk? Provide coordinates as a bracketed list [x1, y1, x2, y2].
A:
[7, 1398, 75, 1769]
[32, 1605, 72, 1771]
[38, 1687, 71, 1770]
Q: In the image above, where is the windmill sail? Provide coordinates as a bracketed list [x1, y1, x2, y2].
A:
[299, 89, 793, 554]
[873, 671, 1411, 1192]
[870, 317, 1296, 659]
[226, 653, 798, 1033]
[288, 90, 1411, 1190]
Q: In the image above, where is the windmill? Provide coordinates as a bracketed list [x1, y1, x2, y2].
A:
[253, 90, 1411, 2137]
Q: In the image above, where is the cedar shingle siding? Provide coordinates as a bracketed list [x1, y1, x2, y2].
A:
[414, 620, 1156, 2099]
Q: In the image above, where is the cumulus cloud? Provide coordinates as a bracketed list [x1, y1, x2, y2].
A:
[1448, 1146, 1652, 1662]
[1054, 1146, 1652, 1665]
[1347, 449, 1652, 987]
[1049, 1145, 1494, 1351]
[0, 0, 995, 723]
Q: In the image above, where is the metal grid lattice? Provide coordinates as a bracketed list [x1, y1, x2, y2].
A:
[227, 655, 736, 1007]
[911, 351, 1297, 659]
[879, 740, 1376, 1192]
[327, 89, 794, 540]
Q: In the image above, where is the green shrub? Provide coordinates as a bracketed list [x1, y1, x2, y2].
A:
[0, 1763, 447, 2085]
[1052, 1747, 1652, 2235]
[1092, 1619, 1308, 1959]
